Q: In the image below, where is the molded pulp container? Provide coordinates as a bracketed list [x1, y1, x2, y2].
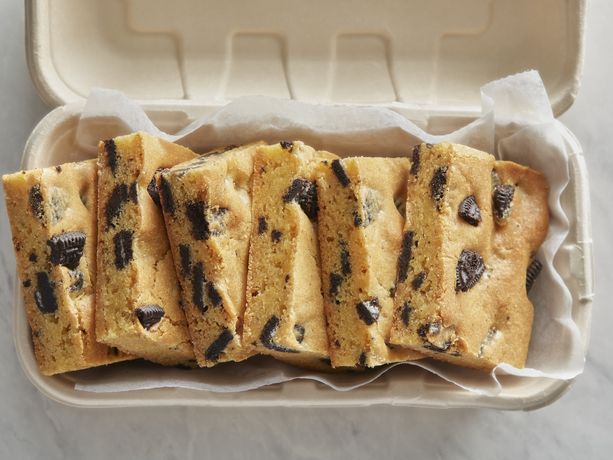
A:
[17, 0, 593, 409]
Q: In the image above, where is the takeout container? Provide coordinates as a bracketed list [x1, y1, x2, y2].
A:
[17, 0, 593, 409]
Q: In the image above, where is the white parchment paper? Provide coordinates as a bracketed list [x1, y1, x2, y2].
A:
[71, 71, 585, 396]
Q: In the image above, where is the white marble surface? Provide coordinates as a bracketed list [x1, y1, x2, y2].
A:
[0, 0, 611, 458]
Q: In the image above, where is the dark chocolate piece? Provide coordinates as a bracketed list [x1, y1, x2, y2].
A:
[135, 304, 165, 330]
[105, 183, 129, 229]
[356, 298, 380, 325]
[331, 159, 350, 187]
[411, 272, 426, 290]
[258, 216, 268, 234]
[34, 272, 57, 314]
[178, 244, 191, 278]
[526, 259, 543, 292]
[339, 240, 351, 276]
[417, 321, 441, 338]
[458, 195, 482, 226]
[47, 231, 86, 270]
[493, 184, 515, 221]
[280, 141, 294, 152]
[113, 230, 134, 269]
[455, 250, 485, 292]
[400, 302, 412, 326]
[158, 174, 175, 215]
[147, 169, 165, 207]
[29, 185, 44, 221]
[410, 144, 421, 176]
[293, 324, 305, 344]
[186, 201, 210, 240]
[329, 272, 343, 300]
[128, 182, 138, 204]
[29, 253, 37, 262]
[103, 139, 118, 174]
[271, 230, 282, 243]
[206, 281, 222, 306]
[396, 231, 414, 284]
[358, 352, 367, 367]
[192, 262, 207, 313]
[204, 329, 234, 361]
[260, 316, 298, 353]
[430, 166, 448, 211]
[283, 178, 318, 220]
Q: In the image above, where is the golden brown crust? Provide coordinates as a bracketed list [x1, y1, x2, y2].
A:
[159, 143, 263, 366]
[317, 156, 422, 368]
[3, 160, 131, 375]
[242, 142, 336, 369]
[95, 132, 196, 365]
[389, 143, 549, 370]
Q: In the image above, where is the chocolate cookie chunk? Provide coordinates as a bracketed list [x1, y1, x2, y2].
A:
[204, 329, 234, 361]
[493, 184, 515, 222]
[113, 230, 134, 269]
[29, 185, 45, 221]
[34, 272, 58, 314]
[430, 166, 448, 211]
[456, 249, 485, 292]
[410, 144, 421, 176]
[526, 258, 543, 292]
[260, 316, 298, 353]
[283, 178, 318, 220]
[135, 304, 165, 330]
[396, 231, 414, 284]
[356, 298, 380, 325]
[458, 195, 482, 226]
[331, 159, 350, 187]
[47, 231, 86, 270]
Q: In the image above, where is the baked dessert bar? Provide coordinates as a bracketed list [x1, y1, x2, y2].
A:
[242, 141, 336, 368]
[96, 132, 196, 365]
[317, 157, 422, 367]
[158, 143, 263, 366]
[3, 160, 130, 375]
[389, 143, 548, 369]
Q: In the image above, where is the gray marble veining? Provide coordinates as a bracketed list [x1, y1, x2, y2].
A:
[0, 0, 611, 458]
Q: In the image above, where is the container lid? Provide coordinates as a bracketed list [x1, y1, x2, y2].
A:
[26, 0, 585, 117]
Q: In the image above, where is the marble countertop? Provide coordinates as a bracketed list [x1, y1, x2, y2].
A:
[1, 1, 611, 458]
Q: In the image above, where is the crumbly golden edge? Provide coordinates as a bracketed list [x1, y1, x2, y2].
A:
[242, 142, 333, 368]
[159, 144, 260, 366]
[317, 157, 422, 368]
[485, 161, 550, 367]
[353, 158, 424, 365]
[389, 145, 452, 353]
[3, 161, 129, 375]
[95, 133, 195, 365]
[390, 143, 549, 370]
[317, 160, 371, 367]
[390, 144, 500, 368]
